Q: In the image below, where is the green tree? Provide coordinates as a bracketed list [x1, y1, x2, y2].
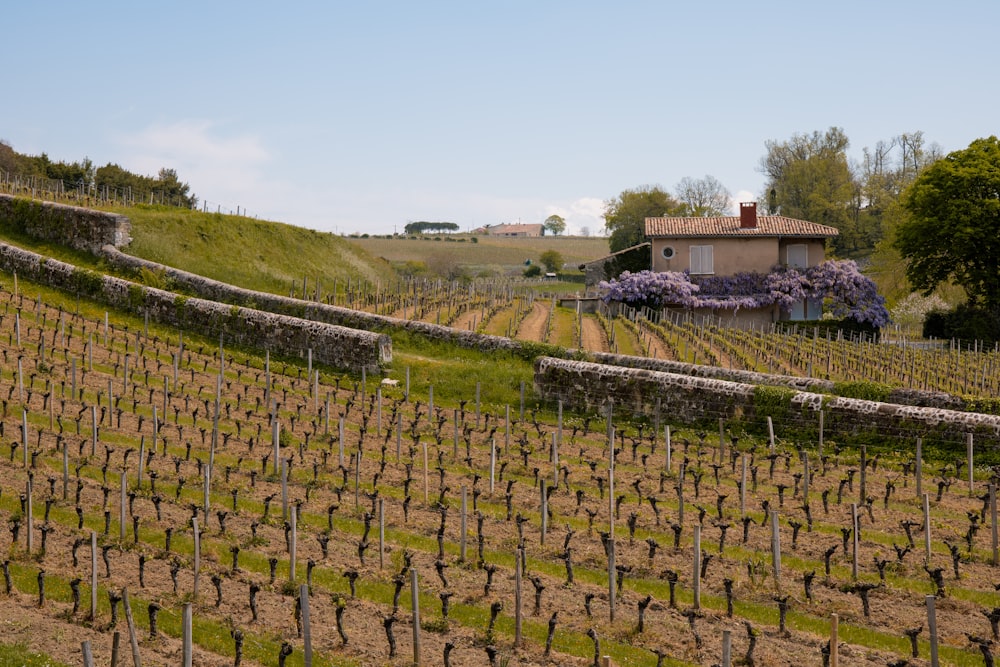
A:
[543, 214, 566, 236]
[404, 221, 460, 234]
[0, 140, 18, 174]
[156, 168, 196, 208]
[759, 127, 857, 253]
[675, 175, 731, 216]
[603, 185, 683, 253]
[539, 249, 563, 272]
[896, 136, 1000, 313]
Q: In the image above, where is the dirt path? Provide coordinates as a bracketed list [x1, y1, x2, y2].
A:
[516, 301, 549, 342]
[642, 326, 674, 360]
[450, 308, 479, 331]
[580, 315, 608, 353]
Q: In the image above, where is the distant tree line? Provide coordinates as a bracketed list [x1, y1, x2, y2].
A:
[403, 221, 459, 234]
[0, 139, 197, 208]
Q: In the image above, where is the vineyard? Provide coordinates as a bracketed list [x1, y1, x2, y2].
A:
[328, 275, 999, 403]
[0, 265, 997, 667]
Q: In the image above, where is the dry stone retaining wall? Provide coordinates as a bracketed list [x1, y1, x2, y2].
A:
[535, 356, 1000, 447]
[588, 351, 963, 409]
[0, 194, 131, 252]
[0, 242, 389, 373]
[101, 245, 530, 355]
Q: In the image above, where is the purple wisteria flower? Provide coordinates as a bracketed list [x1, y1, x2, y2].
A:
[600, 260, 889, 327]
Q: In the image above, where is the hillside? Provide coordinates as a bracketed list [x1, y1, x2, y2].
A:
[118, 205, 396, 295]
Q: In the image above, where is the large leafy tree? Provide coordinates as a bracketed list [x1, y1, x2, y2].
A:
[543, 214, 566, 236]
[675, 175, 731, 216]
[603, 185, 684, 253]
[896, 136, 1000, 312]
[759, 127, 857, 253]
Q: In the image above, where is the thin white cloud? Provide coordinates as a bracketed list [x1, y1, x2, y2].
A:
[115, 121, 272, 212]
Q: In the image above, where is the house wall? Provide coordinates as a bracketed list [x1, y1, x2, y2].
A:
[650, 237, 827, 275]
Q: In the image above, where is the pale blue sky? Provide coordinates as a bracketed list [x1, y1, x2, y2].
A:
[3, 1, 997, 236]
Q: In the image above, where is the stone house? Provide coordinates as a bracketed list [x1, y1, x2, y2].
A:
[644, 202, 839, 323]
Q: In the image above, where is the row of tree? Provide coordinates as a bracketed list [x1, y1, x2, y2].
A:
[0, 140, 197, 208]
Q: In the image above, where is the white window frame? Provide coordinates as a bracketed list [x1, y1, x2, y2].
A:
[787, 243, 808, 269]
[690, 245, 714, 275]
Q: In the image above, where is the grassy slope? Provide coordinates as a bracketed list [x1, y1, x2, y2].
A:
[117, 205, 397, 294]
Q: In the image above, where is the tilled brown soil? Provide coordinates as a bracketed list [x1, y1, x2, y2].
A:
[0, 283, 996, 667]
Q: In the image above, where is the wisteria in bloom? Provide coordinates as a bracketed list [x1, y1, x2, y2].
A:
[599, 270, 699, 309]
[600, 260, 890, 327]
[805, 260, 890, 328]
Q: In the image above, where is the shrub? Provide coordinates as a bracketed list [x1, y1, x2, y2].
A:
[523, 265, 542, 278]
[833, 380, 892, 402]
[923, 303, 1000, 346]
[752, 385, 796, 419]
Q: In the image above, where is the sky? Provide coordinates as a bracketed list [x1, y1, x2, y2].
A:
[3, 1, 999, 237]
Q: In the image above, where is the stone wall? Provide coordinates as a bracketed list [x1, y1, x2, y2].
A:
[0, 242, 390, 373]
[534, 356, 1000, 447]
[587, 352, 964, 409]
[101, 245, 534, 356]
[0, 194, 131, 252]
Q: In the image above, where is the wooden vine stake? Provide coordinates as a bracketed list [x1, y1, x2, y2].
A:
[192, 517, 200, 599]
[300, 584, 313, 667]
[665, 425, 671, 472]
[411, 568, 421, 666]
[915, 437, 923, 499]
[967, 433, 975, 495]
[515, 548, 523, 647]
[90, 531, 98, 621]
[379, 498, 385, 569]
[991, 483, 998, 566]
[721, 628, 732, 667]
[608, 427, 616, 622]
[850, 503, 859, 580]
[289, 505, 297, 584]
[422, 442, 429, 504]
[182, 603, 193, 667]
[692, 524, 701, 610]
[81, 641, 94, 667]
[830, 613, 839, 667]
[122, 588, 142, 667]
[923, 493, 932, 566]
[771, 510, 782, 592]
[489, 440, 496, 496]
[927, 595, 939, 667]
[25, 479, 33, 554]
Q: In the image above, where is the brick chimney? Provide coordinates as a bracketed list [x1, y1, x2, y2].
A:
[740, 201, 757, 229]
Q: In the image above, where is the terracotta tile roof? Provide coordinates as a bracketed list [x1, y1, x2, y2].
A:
[645, 215, 839, 238]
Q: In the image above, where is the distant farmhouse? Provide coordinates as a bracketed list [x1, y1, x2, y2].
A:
[473, 223, 544, 237]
